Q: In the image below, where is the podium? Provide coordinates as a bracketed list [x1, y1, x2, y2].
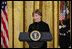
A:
[19, 30, 52, 48]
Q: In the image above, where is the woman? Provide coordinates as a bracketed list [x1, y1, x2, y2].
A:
[28, 9, 52, 48]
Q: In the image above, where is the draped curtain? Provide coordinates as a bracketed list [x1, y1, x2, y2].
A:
[7, 1, 71, 48]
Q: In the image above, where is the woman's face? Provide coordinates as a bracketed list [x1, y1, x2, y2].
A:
[33, 13, 41, 22]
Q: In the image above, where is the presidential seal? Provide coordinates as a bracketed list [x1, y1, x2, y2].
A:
[30, 30, 41, 41]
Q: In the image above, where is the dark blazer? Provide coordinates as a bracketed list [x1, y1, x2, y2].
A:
[28, 21, 52, 48]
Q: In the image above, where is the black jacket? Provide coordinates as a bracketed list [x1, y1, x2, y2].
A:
[28, 21, 51, 48]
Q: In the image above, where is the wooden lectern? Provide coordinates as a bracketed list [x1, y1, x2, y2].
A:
[19, 30, 52, 48]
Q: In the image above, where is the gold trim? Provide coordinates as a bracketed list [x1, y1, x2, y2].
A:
[30, 30, 41, 41]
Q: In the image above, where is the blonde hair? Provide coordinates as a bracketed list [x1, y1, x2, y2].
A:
[32, 9, 42, 17]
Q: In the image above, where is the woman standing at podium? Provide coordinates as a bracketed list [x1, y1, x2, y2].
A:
[28, 9, 51, 48]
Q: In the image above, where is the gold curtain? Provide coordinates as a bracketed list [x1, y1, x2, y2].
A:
[7, 1, 71, 48]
